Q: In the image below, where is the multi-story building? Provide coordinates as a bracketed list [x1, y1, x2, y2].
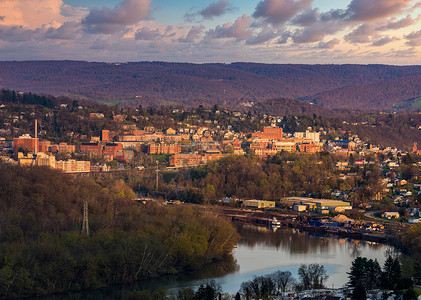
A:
[101, 130, 110, 142]
[80, 143, 102, 156]
[38, 140, 51, 152]
[298, 143, 321, 153]
[103, 143, 123, 158]
[148, 143, 181, 154]
[13, 134, 38, 153]
[18, 152, 56, 168]
[272, 141, 296, 152]
[51, 143, 76, 153]
[55, 160, 90, 173]
[252, 127, 283, 140]
[169, 154, 201, 167]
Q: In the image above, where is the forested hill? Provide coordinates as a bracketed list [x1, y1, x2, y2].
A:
[0, 165, 239, 298]
[1, 61, 421, 111]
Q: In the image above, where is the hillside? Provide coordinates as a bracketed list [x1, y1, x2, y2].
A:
[0, 165, 239, 298]
[1, 61, 421, 111]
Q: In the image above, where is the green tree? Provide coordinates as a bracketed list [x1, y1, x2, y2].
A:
[348, 257, 381, 290]
[352, 282, 367, 300]
[381, 256, 402, 290]
[194, 280, 221, 300]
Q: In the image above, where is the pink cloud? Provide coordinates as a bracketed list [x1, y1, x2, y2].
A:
[253, 0, 313, 25]
[82, 0, 152, 34]
[207, 14, 253, 40]
[178, 26, 205, 43]
[346, 0, 413, 21]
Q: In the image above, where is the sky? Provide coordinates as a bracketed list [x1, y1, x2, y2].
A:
[0, 0, 421, 64]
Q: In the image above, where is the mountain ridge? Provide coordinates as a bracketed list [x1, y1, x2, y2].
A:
[1, 61, 421, 111]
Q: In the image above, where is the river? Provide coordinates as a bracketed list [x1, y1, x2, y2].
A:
[36, 223, 392, 299]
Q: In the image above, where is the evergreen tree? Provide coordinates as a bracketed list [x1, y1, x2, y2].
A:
[352, 282, 366, 300]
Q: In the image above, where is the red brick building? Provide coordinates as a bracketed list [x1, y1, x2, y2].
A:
[298, 143, 321, 153]
[13, 134, 38, 153]
[51, 143, 76, 153]
[103, 143, 123, 158]
[148, 143, 181, 154]
[101, 130, 110, 142]
[80, 143, 102, 156]
[252, 127, 283, 140]
[38, 140, 51, 152]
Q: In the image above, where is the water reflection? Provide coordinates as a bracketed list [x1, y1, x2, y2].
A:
[231, 223, 391, 292]
[34, 223, 392, 298]
[236, 223, 384, 259]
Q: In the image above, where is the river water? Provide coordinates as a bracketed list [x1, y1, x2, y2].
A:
[38, 223, 392, 299]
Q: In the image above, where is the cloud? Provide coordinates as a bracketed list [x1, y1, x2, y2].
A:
[0, 0, 75, 28]
[246, 27, 277, 45]
[178, 25, 205, 43]
[0, 25, 42, 42]
[317, 38, 340, 49]
[200, 0, 234, 19]
[292, 8, 319, 26]
[252, 0, 313, 25]
[371, 36, 399, 46]
[90, 37, 111, 49]
[346, 0, 413, 21]
[277, 31, 292, 44]
[376, 15, 417, 31]
[45, 21, 80, 40]
[322, 0, 414, 23]
[345, 24, 377, 44]
[0, 16, 4, 22]
[291, 20, 341, 43]
[405, 30, 421, 46]
[134, 27, 162, 40]
[207, 14, 252, 40]
[60, 4, 87, 19]
[82, 0, 152, 34]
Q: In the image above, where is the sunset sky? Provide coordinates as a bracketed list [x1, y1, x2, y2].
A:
[0, 0, 421, 64]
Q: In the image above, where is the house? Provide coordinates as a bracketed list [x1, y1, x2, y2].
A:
[383, 212, 400, 219]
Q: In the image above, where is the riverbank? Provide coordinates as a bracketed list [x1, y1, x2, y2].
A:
[218, 206, 399, 244]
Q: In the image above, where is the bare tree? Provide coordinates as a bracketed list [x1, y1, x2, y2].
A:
[271, 270, 296, 293]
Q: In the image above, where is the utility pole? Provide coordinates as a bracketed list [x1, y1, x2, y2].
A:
[155, 160, 159, 190]
[81, 201, 89, 237]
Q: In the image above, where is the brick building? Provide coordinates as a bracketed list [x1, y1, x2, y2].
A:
[51, 143, 76, 153]
[13, 134, 38, 153]
[101, 130, 110, 142]
[148, 143, 181, 154]
[80, 143, 102, 156]
[103, 143, 123, 158]
[298, 143, 321, 153]
[169, 154, 201, 167]
[252, 127, 283, 140]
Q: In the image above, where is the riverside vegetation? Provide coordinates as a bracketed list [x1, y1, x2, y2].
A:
[0, 164, 239, 298]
